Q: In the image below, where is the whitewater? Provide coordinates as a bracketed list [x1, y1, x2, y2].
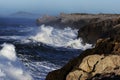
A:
[0, 43, 32, 80]
[29, 25, 92, 50]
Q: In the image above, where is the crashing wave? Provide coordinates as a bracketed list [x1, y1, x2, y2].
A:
[30, 25, 92, 50]
[0, 43, 33, 80]
[0, 25, 92, 50]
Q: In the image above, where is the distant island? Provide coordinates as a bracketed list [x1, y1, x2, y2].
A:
[10, 11, 40, 19]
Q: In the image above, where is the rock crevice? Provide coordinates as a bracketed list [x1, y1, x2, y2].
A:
[46, 38, 120, 80]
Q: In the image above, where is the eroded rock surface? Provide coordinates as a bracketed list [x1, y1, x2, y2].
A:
[78, 17, 120, 44]
[46, 38, 120, 80]
[66, 55, 120, 80]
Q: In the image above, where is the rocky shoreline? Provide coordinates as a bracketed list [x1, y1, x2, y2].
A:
[46, 38, 120, 80]
[37, 13, 120, 80]
[37, 13, 120, 29]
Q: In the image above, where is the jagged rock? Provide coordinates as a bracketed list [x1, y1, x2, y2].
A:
[46, 38, 120, 80]
[88, 73, 120, 80]
[45, 13, 120, 80]
[37, 13, 120, 43]
[66, 70, 88, 80]
[66, 55, 120, 80]
[93, 55, 120, 75]
[37, 13, 120, 29]
[79, 55, 104, 73]
[78, 18, 120, 44]
[45, 57, 80, 80]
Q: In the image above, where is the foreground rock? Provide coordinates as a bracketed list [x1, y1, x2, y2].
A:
[46, 38, 120, 80]
[66, 55, 120, 80]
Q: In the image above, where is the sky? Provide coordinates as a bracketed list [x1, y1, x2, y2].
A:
[0, 0, 120, 15]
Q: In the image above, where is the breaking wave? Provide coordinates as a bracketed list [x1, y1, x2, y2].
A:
[30, 25, 92, 50]
[0, 43, 32, 80]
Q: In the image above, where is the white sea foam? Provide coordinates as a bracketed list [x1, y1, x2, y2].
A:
[24, 61, 60, 80]
[0, 43, 33, 80]
[0, 25, 92, 50]
[0, 36, 24, 40]
[19, 27, 33, 32]
[30, 25, 92, 50]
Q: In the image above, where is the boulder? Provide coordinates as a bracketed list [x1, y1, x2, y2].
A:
[66, 55, 120, 80]
[46, 38, 120, 80]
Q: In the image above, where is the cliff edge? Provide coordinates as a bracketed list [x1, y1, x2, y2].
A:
[37, 13, 120, 29]
[41, 13, 120, 80]
[46, 37, 120, 80]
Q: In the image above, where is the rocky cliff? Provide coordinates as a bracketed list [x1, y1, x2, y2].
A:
[37, 13, 120, 29]
[46, 38, 120, 80]
[44, 13, 120, 80]
[37, 13, 120, 44]
[78, 17, 120, 44]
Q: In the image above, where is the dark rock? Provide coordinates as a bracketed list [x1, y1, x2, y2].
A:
[46, 56, 80, 80]
[45, 13, 120, 80]
[37, 13, 120, 29]
[78, 18, 120, 44]
[46, 38, 120, 80]
[88, 73, 120, 80]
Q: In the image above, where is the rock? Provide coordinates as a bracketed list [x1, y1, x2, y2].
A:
[36, 15, 59, 23]
[45, 57, 80, 80]
[66, 70, 88, 80]
[37, 13, 120, 29]
[93, 55, 120, 75]
[78, 17, 120, 44]
[88, 73, 120, 80]
[78, 55, 104, 73]
[46, 38, 120, 80]
[45, 13, 120, 80]
[66, 55, 120, 80]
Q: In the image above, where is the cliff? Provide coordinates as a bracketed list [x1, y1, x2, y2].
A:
[37, 13, 120, 29]
[78, 17, 120, 44]
[42, 13, 120, 80]
[46, 38, 120, 80]
[37, 13, 120, 44]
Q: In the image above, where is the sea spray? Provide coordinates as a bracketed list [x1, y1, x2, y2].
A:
[0, 43, 33, 80]
[30, 25, 92, 50]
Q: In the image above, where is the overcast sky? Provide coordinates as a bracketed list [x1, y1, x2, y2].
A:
[0, 0, 120, 15]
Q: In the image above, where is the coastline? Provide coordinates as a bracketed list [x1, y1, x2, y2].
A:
[39, 13, 120, 80]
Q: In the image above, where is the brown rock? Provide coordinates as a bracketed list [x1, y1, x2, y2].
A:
[46, 38, 120, 80]
[78, 18, 120, 44]
[66, 70, 88, 80]
[93, 55, 120, 75]
[37, 13, 120, 29]
[66, 55, 120, 80]
[79, 55, 104, 73]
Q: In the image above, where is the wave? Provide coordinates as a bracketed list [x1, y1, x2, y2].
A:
[0, 36, 24, 40]
[0, 25, 92, 50]
[29, 25, 92, 50]
[0, 43, 32, 80]
[23, 61, 60, 80]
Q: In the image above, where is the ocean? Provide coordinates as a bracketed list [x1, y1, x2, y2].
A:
[0, 17, 92, 80]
